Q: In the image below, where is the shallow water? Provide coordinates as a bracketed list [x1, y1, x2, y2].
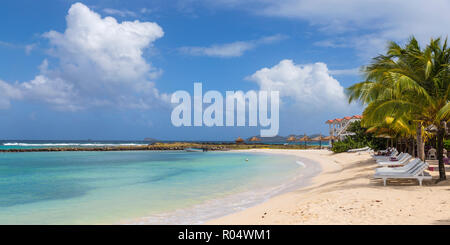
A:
[0, 151, 317, 224]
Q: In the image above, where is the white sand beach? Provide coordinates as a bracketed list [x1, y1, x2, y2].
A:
[207, 149, 450, 225]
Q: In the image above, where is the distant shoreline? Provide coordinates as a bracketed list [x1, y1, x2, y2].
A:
[0, 142, 326, 153]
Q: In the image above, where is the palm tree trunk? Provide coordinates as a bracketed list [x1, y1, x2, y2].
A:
[437, 124, 446, 180]
[412, 138, 415, 157]
[416, 125, 425, 161]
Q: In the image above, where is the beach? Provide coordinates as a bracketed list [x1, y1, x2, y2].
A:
[207, 149, 450, 225]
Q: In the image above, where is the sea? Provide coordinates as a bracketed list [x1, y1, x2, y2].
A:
[0, 140, 321, 224]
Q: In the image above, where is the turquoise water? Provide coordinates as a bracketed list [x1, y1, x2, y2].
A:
[0, 151, 313, 224]
[0, 140, 329, 150]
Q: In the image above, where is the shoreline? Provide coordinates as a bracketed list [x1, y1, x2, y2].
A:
[207, 149, 450, 225]
[125, 151, 321, 225]
[0, 143, 325, 153]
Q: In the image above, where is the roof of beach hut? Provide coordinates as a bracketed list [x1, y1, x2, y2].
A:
[287, 136, 297, 141]
[311, 135, 324, 141]
[235, 137, 245, 143]
[298, 134, 310, 141]
[249, 136, 260, 142]
[321, 135, 334, 140]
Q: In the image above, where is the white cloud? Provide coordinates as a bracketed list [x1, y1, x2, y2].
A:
[0, 80, 22, 109]
[102, 8, 137, 17]
[205, 0, 450, 58]
[179, 34, 287, 57]
[1, 2, 168, 111]
[24, 44, 36, 55]
[247, 59, 349, 110]
[0, 40, 36, 54]
[329, 67, 361, 76]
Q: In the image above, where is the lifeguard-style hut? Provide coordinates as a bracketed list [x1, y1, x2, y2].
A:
[325, 115, 362, 145]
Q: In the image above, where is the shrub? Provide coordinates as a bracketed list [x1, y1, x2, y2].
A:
[331, 121, 385, 153]
[445, 139, 450, 151]
[331, 141, 352, 153]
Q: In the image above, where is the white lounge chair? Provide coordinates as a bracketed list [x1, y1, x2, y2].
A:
[372, 148, 398, 159]
[375, 158, 420, 174]
[374, 159, 432, 186]
[377, 153, 412, 166]
[376, 152, 405, 162]
[374, 151, 400, 162]
[348, 146, 371, 152]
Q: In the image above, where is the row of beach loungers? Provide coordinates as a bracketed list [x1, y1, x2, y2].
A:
[370, 148, 432, 186]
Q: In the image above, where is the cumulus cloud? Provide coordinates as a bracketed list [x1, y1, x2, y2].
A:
[247, 59, 349, 110]
[329, 67, 361, 76]
[0, 80, 22, 109]
[102, 8, 138, 18]
[1, 2, 168, 111]
[179, 34, 287, 57]
[203, 0, 450, 58]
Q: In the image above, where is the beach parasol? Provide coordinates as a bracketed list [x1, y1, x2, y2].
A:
[235, 137, 245, 144]
[311, 134, 324, 149]
[287, 136, 297, 142]
[249, 136, 260, 142]
[321, 135, 334, 141]
[298, 134, 310, 148]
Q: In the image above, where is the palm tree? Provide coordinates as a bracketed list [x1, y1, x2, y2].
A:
[347, 37, 450, 180]
[364, 116, 417, 156]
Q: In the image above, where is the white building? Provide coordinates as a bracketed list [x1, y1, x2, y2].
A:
[325, 115, 362, 145]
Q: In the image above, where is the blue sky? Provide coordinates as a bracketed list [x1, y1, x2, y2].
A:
[0, 0, 449, 140]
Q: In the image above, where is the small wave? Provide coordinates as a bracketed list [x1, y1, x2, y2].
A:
[296, 160, 306, 167]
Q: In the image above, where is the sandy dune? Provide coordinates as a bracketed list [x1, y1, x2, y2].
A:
[207, 149, 450, 225]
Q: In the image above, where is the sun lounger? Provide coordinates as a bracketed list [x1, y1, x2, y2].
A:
[374, 159, 432, 186]
[377, 153, 412, 166]
[348, 146, 371, 152]
[373, 150, 400, 161]
[373, 148, 398, 156]
[375, 159, 420, 174]
[376, 152, 405, 162]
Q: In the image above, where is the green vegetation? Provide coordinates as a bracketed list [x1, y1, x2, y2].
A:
[331, 121, 385, 153]
[346, 37, 450, 180]
[445, 139, 450, 151]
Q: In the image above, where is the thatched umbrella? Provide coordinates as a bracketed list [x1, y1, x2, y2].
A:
[298, 134, 310, 148]
[235, 137, 245, 144]
[249, 136, 260, 142]
[322, 135, 334, 141]
[376, 134, 394, 148]
[311, 134, 324, 149]
[287, 136, 296, 142]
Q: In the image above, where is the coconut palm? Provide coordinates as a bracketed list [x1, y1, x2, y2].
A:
[347, 37, 450, 180]
[364, 116, 417, 155]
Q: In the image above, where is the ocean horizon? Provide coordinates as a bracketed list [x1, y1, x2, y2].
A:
[0, 140, 329, 150]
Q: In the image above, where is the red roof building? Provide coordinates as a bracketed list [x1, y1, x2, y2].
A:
[325, 115, 363, 143]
